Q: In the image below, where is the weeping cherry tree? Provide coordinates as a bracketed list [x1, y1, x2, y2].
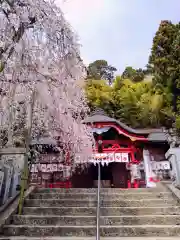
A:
[0, 0, 93, 164]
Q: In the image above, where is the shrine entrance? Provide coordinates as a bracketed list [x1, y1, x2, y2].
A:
[92, 163, 113, 188]
[71, 162, 129, 188]
[91, 162, 129, 188]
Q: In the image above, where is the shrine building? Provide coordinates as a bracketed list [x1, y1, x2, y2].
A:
[71, 109, 170, 188]
[30, 109, 171, 189]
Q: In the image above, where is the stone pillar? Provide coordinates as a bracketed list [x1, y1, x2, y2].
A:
[165, 148, 180, 188]
[0, 169, 4, 194]
[0, 148, 26, 206]
[143, 149, 156, 188]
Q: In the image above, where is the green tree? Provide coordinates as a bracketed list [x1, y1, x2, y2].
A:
[85, 79, 113, 112]
[85, 78, 168, 129]
[113, 75, 124, 90]
[121, 66, 136, 79]
[148, 20, 178, 88]
[87, 60, 117, 84]
[85, 21, 180, 130]
[148, 20, 180, 128]
[111, 80, 166, 128]
[121, 66, 145, 82]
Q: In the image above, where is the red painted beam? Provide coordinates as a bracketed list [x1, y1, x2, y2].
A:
[92, 122, 148, 141]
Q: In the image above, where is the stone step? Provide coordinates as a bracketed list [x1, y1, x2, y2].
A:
[22, 206, 180, 216]
[12, 215, 180, 226]
[24, 198, 176, 208]
[29, 192, 174, 200]
[1, 237, 180, 240]
[3, 225, 180, 237]
[35, 188, 169, 194]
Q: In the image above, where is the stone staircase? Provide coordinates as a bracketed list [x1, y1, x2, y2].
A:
[1, 186, 180, 239]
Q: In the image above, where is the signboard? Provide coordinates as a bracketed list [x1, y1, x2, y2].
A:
[31, 164, 38, 173]
[107, 153, 115, 162]
[63, 165, 71, 178]
[75, 152, 129, 165]
[89, 152, 129, 165]
[38, 153, 64, 163]
[126, 161, 170, 171]
[112, 153, 129, 162]
[120, 153, 129, 162]
[151, 161, 170, 170]
[114, 153, 121, 162]
[30, 163, 67, 173]
[57, 164, 64, 171]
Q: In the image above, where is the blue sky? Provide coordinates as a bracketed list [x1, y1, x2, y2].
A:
[58, 0, 180, 74]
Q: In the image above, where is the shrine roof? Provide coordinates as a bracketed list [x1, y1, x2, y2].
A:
[83, 108, 168, 142]
[147, 132, 168, 142]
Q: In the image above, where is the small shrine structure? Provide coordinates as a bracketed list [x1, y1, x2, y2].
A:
[30, 135, 71, 188]
[72, 109, 170, 188]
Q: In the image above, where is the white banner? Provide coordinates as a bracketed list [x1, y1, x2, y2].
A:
[107, 153, 115, 162]
[93, 153, 107, 160]
[151, 161, 170, 170]
[57, 164, 64, 171]
[92, 153, 129, 162]
[89, 152, 129, 165]
[31, 163, 66, 173]
[121, 153, 129, 162]
[126, 161, 170, 171]
[63, 165, 71, 178]
[114, 153, 122, 162]
[114, 153, 129, 162]
[31, 164, 38, 172]
[46, 164, 52, 172]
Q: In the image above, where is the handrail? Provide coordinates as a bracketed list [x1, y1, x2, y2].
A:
[96, 162, 101, 240]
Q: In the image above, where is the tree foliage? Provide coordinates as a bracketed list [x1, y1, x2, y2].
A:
[149, 20, 180, 129]
[121, 66, 145, 82]
[87, 60, 117, 84]
[149, 21, 179, 87]
[85, 20, 180, 131]
[85, 79, 113, 113]
[85, 77, 171, 128]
